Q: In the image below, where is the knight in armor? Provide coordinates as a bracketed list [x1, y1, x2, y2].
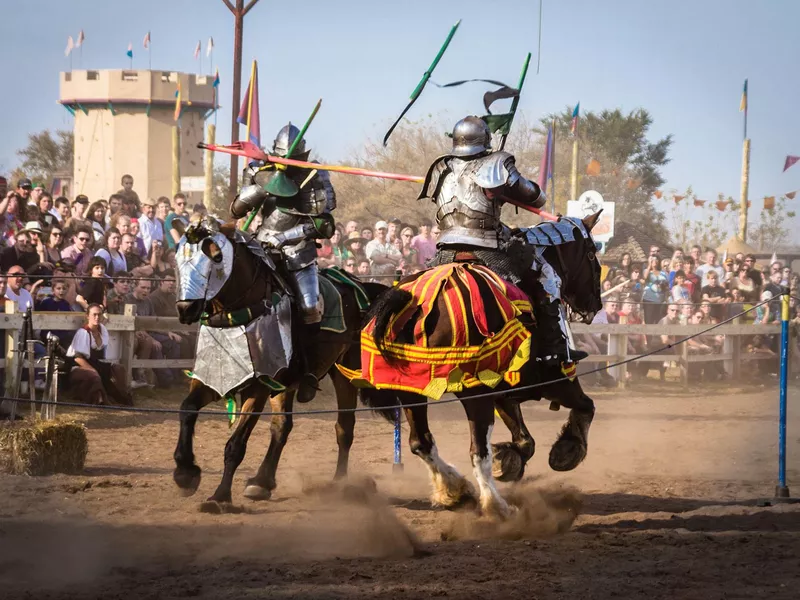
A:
[418, 116, 588, 366]
[230, 124, 336, 401]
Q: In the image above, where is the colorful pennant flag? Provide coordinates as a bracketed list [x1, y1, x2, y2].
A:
[193, 40, 201, 60]
[570, 102, 580, 134]
[715, 200, 728, 211]
[76, 29, 85, 48]
[538, 123, 554, 191]
[237, 60, 261, 146]
[693, 199, 706, 207]
[126, 42, 133, 59]
[212, 68, 220, 88]
[143, 31, 150, 49]
[653, 190, 663, 199]
[65, 36, 74, 57]
[740, 79, 748, 139]
[764, 196, 776, 210]
[786, 191, 797, 200]
[673, 195, 685, 204]
[586, 159, 601, 176]
[206, 37, 214, 57]
[784, 155, 800, 172]
[174, 81, 182, 121]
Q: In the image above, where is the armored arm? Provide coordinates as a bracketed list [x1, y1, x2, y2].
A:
[503, 156, 546, 209]
[230, 163, 276, 219]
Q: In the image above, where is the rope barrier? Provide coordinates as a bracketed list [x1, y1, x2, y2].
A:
[1, 296, 779, 419]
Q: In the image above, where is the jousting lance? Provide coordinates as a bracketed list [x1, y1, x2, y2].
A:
[199, 140, 559, 222]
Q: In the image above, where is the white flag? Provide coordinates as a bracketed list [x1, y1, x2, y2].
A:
[770, 251, 778, 266]
[143, 31, 150, 49]
[65, 36, 74, 57]
[206, 36, 214, 57]
[76, 29, 85, 47]
[193, 40, 201, 60]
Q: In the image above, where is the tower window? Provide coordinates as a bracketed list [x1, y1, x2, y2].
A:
[87, 70, 99, 80]
[122, 71, 138, 81]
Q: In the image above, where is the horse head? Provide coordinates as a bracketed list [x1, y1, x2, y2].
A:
[175, 217, 236, 324]
[542, 211, 603, 324]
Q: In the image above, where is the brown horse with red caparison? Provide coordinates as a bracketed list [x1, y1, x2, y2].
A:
[171, 220, 395, 510]
[358, 213, 603, 517]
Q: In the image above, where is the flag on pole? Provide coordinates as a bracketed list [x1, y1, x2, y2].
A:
[143, 31, 150, 49]
[740, 79, 748, 139]
[212, 68, 220, 88]
[784, 155, 800, 172]
[174, 81, 182, 122]
[237, 60, 261, 147]
[570, 102, 580, 134]
[65, 36, 74, 57]
[126, 42, 133, 59]
[770, 251, 778, 264]
[193, 41, 201, 60]
[76, 29, 85, 47]
[206, 37, 214, 57]
[538, 123, 553, 192]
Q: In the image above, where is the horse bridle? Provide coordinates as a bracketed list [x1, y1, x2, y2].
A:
[550, 222, 601, 321]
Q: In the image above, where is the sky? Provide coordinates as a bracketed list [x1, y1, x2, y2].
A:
[1, 0, 799, 243]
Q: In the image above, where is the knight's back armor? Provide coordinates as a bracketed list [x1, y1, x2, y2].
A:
[419, 151, 520, 249]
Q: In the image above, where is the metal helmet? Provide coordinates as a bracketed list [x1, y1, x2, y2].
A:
[272, 123, 307, 158]
[451, 116, 491, 157]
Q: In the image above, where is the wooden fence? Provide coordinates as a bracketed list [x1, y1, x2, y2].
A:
[0, 300, 785, 396]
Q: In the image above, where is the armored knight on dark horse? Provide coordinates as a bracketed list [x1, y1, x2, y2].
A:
[421, 115, 589, 367]
[230, 124, 336, 402]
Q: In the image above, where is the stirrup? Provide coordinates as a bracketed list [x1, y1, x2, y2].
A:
[536, 348, 588, 366]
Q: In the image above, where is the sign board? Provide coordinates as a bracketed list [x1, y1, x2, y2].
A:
[567, 190, 615, 243]
[180, 176, 205, 192]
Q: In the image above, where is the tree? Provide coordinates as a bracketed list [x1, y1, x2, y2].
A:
[209, 163, 232, 215]
[536, 108, 673, 242]
[751, 197, 796, 251]
[15, 129, 74, 187]
[664, 188, 739, 250]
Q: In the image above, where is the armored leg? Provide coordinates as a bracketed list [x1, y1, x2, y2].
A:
[290, 264, 324, 402]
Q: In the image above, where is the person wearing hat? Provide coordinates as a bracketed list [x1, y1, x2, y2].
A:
[0, 229, 39, 272]
[364, 220, 401, 281]
[138, 197, 164, 254]
[21, 220, 43, 258]
[29, 182, 45, 208]
[15, 178, 32, 203]
[343, 231, 367, 262]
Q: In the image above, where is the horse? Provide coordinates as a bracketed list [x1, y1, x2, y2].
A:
[171, 218, 381, 507]
[355, 213, 603, 517]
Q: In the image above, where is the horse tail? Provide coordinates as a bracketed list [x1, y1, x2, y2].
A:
[363, 286, 413, 360]
[359, 388, 401, 423]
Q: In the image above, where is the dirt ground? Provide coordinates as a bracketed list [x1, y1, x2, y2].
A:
[1, 377, 800, 599]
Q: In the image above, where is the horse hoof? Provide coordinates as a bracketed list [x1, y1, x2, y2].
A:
[548, 438, 587, 472]
[492, 443, 525, 482]
[199, 499, 242, 514]
[173, 465, 202, 495]
[243, 484, 272, 501]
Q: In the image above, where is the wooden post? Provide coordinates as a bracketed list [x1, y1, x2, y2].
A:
[120, 304, 137, 385]
[3, 301, 19, 419]
[172, 125, 181, 199]
[26, 340, 36, 418]
[204, 123, 216, 208]
[739, 138, 751, 242]
[680, 341, 690, 388]
[723, 316, 740, 379]
[608, 332, 627, 388]
[570, 137, 579, 201]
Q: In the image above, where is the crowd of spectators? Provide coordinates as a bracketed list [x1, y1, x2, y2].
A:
[0, 175, 201, 395]
[580, 243, 798, 385]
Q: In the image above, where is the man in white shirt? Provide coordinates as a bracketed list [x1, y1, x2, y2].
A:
[364, 220, 401, 281]
[695, 249, 725, 285]
[138, 197, 164, 254]
[5, 265, 35, 311]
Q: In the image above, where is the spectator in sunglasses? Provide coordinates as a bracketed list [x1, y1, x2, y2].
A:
[61, 225, 95, 275]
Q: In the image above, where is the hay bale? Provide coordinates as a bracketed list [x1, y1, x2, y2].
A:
[0, 419, 88, 475]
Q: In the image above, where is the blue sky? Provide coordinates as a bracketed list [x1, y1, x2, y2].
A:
[1, 0, 798, 241]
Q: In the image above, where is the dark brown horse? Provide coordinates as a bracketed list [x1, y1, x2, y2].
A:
[360, 214, 603, 517]
[172, 220, 378, 507]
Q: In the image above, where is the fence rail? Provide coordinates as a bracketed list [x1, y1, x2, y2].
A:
[0, 300, 785, 396]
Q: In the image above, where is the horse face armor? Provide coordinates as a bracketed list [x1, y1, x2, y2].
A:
[176, 231, 235, 302]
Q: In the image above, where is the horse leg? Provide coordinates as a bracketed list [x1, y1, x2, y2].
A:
[243, 390, 294, 501]
[492, 396, 535, 482]
[462, 396, 510, 517]
[173, 380, 218, 495]
[207, 383, 268, 504]
[330, 368, 357, 480]
[545, 378, 595, 472]
[401, 392, 474, 508]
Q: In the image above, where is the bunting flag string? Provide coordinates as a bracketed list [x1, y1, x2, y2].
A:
[693, 199, 706, 207]
[653, 190, 663, 199]
[673, 195, 685, 204]
[657, 190, 798, 210]
[786, 191, 796, 200]
[784, 155, 800, 172]
[715, 200, 729, 211]
[764, 196, 776, 210]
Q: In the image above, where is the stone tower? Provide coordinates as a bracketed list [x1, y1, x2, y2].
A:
[59, 69, 216, 202]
